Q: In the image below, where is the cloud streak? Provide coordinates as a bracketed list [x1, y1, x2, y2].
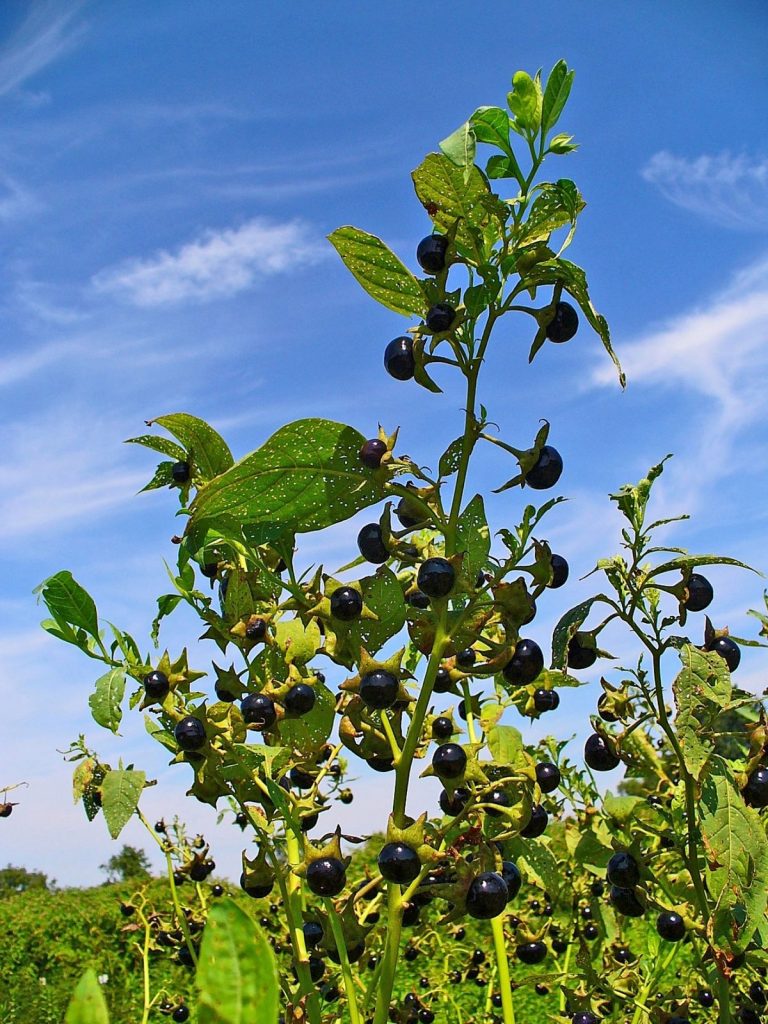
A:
[0, 1, 87, 99]
[91, 217, 326, 307]
[642, 150, 768, 231]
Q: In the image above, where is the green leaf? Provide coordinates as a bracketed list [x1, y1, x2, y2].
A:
[648, 553, 759, 580]
[673, 646, 732, 780]
[556, 259, 624, 388]
[700, 757, 768, 954]
[140, 460, 175, 492]
[456, 494, 490, 580]
[359, 567, 407, 652]
[196, 898, 279, 1024]
[551, 597, 602, 670]
[274, 618, 322, 666]
[486, 155, 520, 180]
[518, 839, 561, 896]
[151, 594, 182, 645]
[65, 969, 109, 1024]
[101, 769, 145, 839]
[124, 433, 187, 462]
[189, 419, 383, 536]
[328, 226, 426, 317]
[507, 71, 542, 133]
[412, 153, 492, 262]
[438, 436, 466, 478]
[88, 668, 125, 734]
[439, 121, 476, 168]
[486, 724, 523, 766]
[36, 570, 99, 638]
[520, 180, 585, 246]
[470, 106, 513, 154]
[149, 413, 234, 479]
[542, 60, 574, 133]
[602, 793, 643, 827]
[279, 680, 336, 756]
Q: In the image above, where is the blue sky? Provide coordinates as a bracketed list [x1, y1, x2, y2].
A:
[1, 0, 767, 887]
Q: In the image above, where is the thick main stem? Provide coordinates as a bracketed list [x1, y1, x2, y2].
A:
[491, 916, 515, 1024]
[326, 898, 362, 1024]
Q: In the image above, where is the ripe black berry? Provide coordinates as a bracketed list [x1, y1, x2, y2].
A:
[241, 694, 277, 730]
[525, 446, 563, 490]
[378, 842, 421, 884]
[432, 716, 453, 740]
[583, 923, 599, 941]
[614, 946, 632, 964]
[517, 941, 547, 965]
[308, 955, 325, 982]
[750, 981, 766, 1006]
[520, 804, 548, 839]
[570, 1013, 597, 1024]
[606, 851, 639, 889]
[485, 788, 511, 817]
[684, 572, 713, 611]
[417, 558, 455, 599]
[283, 683, 315, 716]
[330, 586, 363, 621]
[171, 461, 190, 484]
[533, 688, 560, 712]
[432, 743, 466, 780]
[245, 617, 268, 641]
[359, 438, 387, 469]
[698, 990, 715, 1008]
[584, 733, 620, 771]
[144, 670, 169, 701]
[302, 920, 324, 948]
[535, 762, 561, 794]
[425, 303, 456, 333]
[174, 716, 206, 751]
[357, 523, 389, 564]
[707, 635, 741, 672]
[433, 666, 453, 693]
[418, 1010, 435, 1024]
[744, 767, 768, 808]
[240, 873, 274, 898]
[609, 885, 644, 918]
[501, 861, 522, 901]
[417, 234, 449, 274]
[359, 669, 399, 710]
[306, 857, 346, 897]
[503, 638, 544, 685]
[172, 1007, 190, 1023]
[656, 910, 685, 942]
[456, 648, 476, 670]
[545, 301, 579, 343]
[439, 787, 469, 815]
[367, 755, 395, 772]
[568, 634, 597, 669]
[466, 872, 508, 919]
[211, 884, 224, 897]
[384, 336, 415, 381]
[548, 554, 569, 588]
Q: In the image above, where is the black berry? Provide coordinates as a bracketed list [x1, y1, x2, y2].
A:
[609, 885, 644, 918]
[743, 767, 768, 808]
[684, 573, 713, 611]
[283, 684, 315, 716]
[408, 589, 430, 610]
[359, 438, 387, 469]
[245, 617, 268, 642]
[656, 910, 685, 942]
[425, 303, 456, 333]
[432, 743, 466, 780]
[533, 688, 560, 712]
[585, 733, 620, 771]
[303, 920, 324, 948]
[417, 558, 455, 599]
[330, 586, 363, 621]
[359, 669, 399, 710]
[606, 851, 639, 889]
[171, 461, 190, 484]
[172, 1007, 190, 1023]
[439, 787, 469, 815]
[378, 842, 421, 884]
[485, 788, 511, 817]
[516, 941, 547, 965]
[501, 860, 522, 901]
[367, 755, 395, 772]
[548, 553, 569, 588]
[525, 446, 563, 490]
[503, 638, 544, 685]
[568, 634, 597, 669]
[432, 716, 454, 740]
[417, 234, 449, 274]
[466, 872, 508, 919]
[698, 990, 715, 1008]
[384, 336, 415, 381]
[433, 666, 453, 693]
[241, 694, 277, 730]
[570, 1014, 597, 1024]
[144, 670, 169, 701]
[456, 648, 476, 670]
[707, 635, 741, 672]
[520, 804, 548, 838]
[174, 716, 206, 751]
[306, 857, 346, 897]
[240, 873, 274, 898]
[535, 762, 561, 794]
[357, 523, 389, 564]
[545, 301, 579, 343]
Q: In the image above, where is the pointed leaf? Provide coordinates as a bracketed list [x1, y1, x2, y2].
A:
[456, 494, 490, 580]
[65, 969, 109, 1024]
[439, 121, 476, 168]
[36, 570, 99, 637]
[125, 434, 187, 461]
[101, 769, 145, 839]
[542, 60, 574, 133]
[328, 226, 426, 316]
[412, 153, 492, 261]
[149, 413, 233, 478]
[88, 668, 126, 734]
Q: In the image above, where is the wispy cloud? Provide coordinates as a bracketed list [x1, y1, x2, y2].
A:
[91, 217, 326, 307]
[0, 1, 87, 99]
[642, 150, 768, 230]
[0, 171, 39, 220]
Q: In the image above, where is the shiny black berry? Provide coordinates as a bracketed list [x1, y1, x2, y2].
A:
[501, 861, 522, 901]
[743, 767, 768, 808]
[547, 553, 569, 589]
[357, 523, 389, 564]
[609, 885, 644, 918]
[503, 638, 544, 685]
[306, 857, 346, 897]
[466, 872, 508, 919]
[533, 688, 560, 712]
[520, 804, 548, 839]
[432, 743, 466, 780]
[545, 301, 579, 343]
[303, 920, 324, 948]
[568, 634, 597, 669]
[517, 941, 547, 965]
[330, 586, 363, 621]
[283, 684, 315, 716]
[606, 851, 639, 889]
[171, 461, 190, 484]
[525, 446, 563, 490]
[485, 788, 511, 817]
[707, 635, 741, 672]
[439, 787, 469, 815]
[456, 648, 476, 670]
[750, 981, 766, 1006]
[684, 573, 713, 611]
[359, 438, 387, 469]
[570, 1013, 597, 1024]
[433, 666, 453, 693]
[245, 617, 268, 642]
[698, 990, 715, 1008]
[425, 303, 456, 332]
[535, 762, 561, 794]
[384, 336, 415, 381]
[585, 733, 620, 771]
[656, 910, 685, 942]
[432, 716, 453, 741]
[174, 716, 206, 751]
[144, 670, 169, 701]
[378, 842, 421, 884]
[172, 1007, 190, 1023]
[359, 669, 399, 710]
[417, 558, 455, 599]
[417, 234, 449, 274]
[241, 693, 277, 730]
[240, 873, 274, 898]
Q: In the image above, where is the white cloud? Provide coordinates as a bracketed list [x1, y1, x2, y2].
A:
[0, 172, 39, 220]
[91, 218, 326, 307]
[0, 1, 87, 99]
[642, 150, 768, 230]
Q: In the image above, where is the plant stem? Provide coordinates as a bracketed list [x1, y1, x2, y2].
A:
[373, 885, 403, 1024]
[558, 939, 573, 1014]
[138, 909, 152, 1024]
[491, 916, 515, 1024]
[281, 832, 322, 1024]
[325, 898, 363, 1024]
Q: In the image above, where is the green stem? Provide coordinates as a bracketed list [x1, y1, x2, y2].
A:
[491, 916, 515, 1024]
[325, 898, 362, 1024]
[558, 939, 573, 1014]
[280, 832, 322, 1024]
[138, 909, 152, 1024]
[461, 679, 478, 744]
[373, 885, 403, 1024]
[164, 850, 198, 967]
